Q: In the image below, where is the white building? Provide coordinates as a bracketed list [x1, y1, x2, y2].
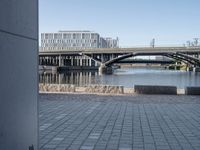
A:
[104, 37, 119, 48]
[40, 31, 119, 51]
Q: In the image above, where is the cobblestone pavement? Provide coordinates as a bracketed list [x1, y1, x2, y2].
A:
[39, 94, 200, 150]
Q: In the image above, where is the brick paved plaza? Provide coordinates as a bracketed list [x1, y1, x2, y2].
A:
[39, 94, 200, 150]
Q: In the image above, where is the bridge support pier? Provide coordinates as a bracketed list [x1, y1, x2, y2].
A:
[99, 65, 113, 74]
[186, 66, 193, 71]
[193, 67, 200, 72]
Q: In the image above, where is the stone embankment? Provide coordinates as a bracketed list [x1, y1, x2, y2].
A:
[39, 84, 200, 95]
[39, 84, 124, 94]
[85, 85, 124, 94]
[39, 84, 75, 92]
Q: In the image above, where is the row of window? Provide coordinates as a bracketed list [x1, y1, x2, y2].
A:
[41, 33, 99, 40]
[41, 46, 98, 50]
[41, 39, 98, 44]
[41, 43, 98, 48]
[41, 43, 118, 48]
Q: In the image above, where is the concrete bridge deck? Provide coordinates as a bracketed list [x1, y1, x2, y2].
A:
[39, 47, 200, 55]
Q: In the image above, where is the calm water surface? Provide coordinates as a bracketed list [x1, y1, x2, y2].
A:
[39, 67, 200, 88]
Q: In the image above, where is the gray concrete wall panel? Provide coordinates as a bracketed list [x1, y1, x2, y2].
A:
[134, 85, 177, 95]
[185, 86, 200, 95]
[0, 0, 38, 149]
[0, 0, 38, 39]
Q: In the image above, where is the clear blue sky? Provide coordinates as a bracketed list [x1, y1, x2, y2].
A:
[39, 0, 200, 46]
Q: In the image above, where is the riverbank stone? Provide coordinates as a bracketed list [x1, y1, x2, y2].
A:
[39, 84, 75, 92]
[85, 84, 124, 94]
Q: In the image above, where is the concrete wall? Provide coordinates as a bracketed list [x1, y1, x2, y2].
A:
[134, 85, 177, 95]
[185, 87, 200, 95]
[0, 0, 38, 150]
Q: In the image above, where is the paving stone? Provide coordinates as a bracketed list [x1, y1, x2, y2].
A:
[39, 94, 200, 150]
[80, 146, 94, 150]
[119, 147, 132, 150]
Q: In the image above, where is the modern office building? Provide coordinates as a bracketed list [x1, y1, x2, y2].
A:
[40, 30, 119, 51]
[104, 37, 119, 48]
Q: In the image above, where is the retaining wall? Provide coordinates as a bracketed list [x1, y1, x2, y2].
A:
[85, 85, 124, 94]
[39, 84, 76, 92]
[39, 84, 200, 95]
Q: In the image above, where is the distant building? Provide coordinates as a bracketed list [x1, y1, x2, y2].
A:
[99, 37, 107, 48]
[40, 31, 119, 51]
[104, 37, 119, 48]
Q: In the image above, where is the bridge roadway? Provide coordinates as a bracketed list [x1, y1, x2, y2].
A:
[39, 46, 200, 55]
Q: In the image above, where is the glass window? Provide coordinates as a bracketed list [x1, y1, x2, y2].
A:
[82, 33, 85, 39]
[63, 34, 67, 39]
[54, 34, 58, 39]
[45, 34, 48, 39]
[73, 33, 76, 39]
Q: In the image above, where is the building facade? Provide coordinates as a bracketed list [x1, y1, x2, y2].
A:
[40, 31, 119, 51]
[104, 37, 119, 48]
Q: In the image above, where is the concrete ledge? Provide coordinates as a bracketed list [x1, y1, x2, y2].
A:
[39, 84, 75, 92]
[124, 88, 135, 94]
[85, 84, 124, 94]
[185, 87, 200, 95]
[134, 85, 177, 95]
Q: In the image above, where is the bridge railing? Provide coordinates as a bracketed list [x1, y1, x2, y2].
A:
[39, 45, 200, 53]
[119, 44, 186, 48]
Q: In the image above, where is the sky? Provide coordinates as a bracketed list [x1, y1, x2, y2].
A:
[39, 0, 200, 47]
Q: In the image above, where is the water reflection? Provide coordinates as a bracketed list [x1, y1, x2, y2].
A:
[39, 67, 200, 88]
[39, 70, 99, 86]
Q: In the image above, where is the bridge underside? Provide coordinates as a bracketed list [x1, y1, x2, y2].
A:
[116, 59, 175, 64]
[39, 49, 200, 74]
[103, 52, 200, 67]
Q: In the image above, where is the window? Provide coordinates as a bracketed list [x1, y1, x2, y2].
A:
[91, 33, 94, 39]
[41, 34, 44, 39]
[73, 33, 76, 39]
[54, 33, 58, 39]
[63, 34, 67, 39]
[45, 34, 49, 39]
[82, 33, 85, 39]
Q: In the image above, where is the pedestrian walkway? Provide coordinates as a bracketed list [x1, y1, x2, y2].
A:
[39, 94, 200, 150]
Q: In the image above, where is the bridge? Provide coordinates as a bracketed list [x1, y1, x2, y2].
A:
[39, 46, 200, 74]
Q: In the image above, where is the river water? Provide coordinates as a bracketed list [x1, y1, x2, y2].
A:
[39, 67, 200, 88]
